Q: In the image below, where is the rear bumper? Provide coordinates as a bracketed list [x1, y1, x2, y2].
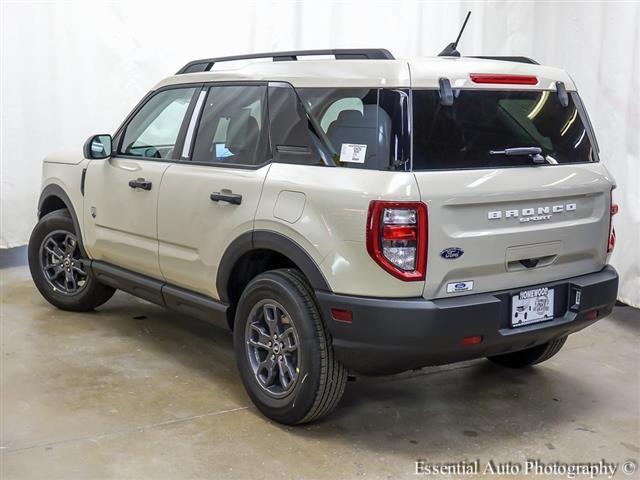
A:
[316, 265, 618, 375]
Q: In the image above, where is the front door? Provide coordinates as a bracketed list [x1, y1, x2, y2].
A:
[157, 84, 271, 298]
[83, 86, 198, 279]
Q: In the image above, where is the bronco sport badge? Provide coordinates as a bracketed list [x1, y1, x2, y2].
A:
[487, 203, 577, 223]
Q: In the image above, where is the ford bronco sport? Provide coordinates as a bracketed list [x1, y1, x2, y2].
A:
[29, 48, 619, 425]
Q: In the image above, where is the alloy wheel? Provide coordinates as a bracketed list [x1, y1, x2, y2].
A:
[245, 300, 300, 397]
[39, 230, 87, 295]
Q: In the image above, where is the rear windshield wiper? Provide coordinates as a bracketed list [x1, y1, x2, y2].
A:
[490, 147, 546, 164]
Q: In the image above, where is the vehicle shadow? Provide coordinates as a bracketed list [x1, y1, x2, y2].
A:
[609, 303, 640, 333]
[289, 361, 599, 458]
[25, 287, 602, 457]
[26, 288, 250, 406]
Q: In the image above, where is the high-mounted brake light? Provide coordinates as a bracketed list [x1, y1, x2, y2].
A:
[470, 73, 538, 85]
[607, 189, 618, 254]
[366, 201, 428, 281]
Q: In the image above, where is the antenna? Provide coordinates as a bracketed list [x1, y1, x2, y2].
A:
[438, 11, 472, 57]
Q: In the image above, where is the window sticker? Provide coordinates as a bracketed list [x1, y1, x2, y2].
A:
[215, 143, 233, 159]
[340, 143, 367, 164]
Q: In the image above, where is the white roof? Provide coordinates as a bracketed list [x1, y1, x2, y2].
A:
[155, 56, 576, 91]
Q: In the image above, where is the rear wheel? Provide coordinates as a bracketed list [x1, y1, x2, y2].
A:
[28, 210, 115, 311]
[487, 336, 567, 368]
[234, 269, 347, 425]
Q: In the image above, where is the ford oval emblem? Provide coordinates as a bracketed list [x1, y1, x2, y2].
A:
[440, 247, 464, 259]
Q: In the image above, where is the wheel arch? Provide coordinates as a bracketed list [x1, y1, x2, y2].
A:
[37, 184, 87, 257]
[217, 230, 331, 328]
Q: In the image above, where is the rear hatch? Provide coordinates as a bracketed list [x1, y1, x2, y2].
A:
[410, 87, 614, 299]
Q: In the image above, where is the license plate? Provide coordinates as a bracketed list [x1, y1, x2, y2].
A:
[511, 287, 554, 327]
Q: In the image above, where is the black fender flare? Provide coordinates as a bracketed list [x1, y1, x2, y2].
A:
[216, 230, 331, 303]
[37, 184, 88, 257]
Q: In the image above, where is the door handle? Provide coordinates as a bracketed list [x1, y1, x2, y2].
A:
[210, 191, 242, 205]
[128, 178, 152, 190]
[519, 258, 540, 269]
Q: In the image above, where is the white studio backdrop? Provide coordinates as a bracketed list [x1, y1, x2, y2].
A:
[1, 0, 638, 306]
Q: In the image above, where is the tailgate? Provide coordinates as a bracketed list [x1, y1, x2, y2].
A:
[416, 164, 613, 299]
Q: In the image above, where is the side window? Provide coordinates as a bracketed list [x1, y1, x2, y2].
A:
[119, 88, 196, 159]
[297, 88, 411, 171]
[191, 85, 268, 166]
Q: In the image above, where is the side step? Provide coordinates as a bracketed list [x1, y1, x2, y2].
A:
[91, 261, 229, 330]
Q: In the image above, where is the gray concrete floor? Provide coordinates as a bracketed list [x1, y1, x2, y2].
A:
[1, 262, 639, 479]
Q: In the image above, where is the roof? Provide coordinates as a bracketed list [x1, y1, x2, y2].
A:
[154, 56, 576, 91]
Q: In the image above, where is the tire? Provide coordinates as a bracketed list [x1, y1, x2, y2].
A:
[233, 268, 347, 425]
[28, 209, 115, 311]
[487, 336, 568, 368]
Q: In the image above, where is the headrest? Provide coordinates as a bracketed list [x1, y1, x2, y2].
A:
[226, 111, 259, 152]
[335, 109, 364, 125]
[333, 105, 379, 128]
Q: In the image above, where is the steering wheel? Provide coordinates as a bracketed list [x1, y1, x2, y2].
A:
[143, 146, 161, 158]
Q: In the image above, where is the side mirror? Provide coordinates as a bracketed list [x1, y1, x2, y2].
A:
[83, 134, 112, 159]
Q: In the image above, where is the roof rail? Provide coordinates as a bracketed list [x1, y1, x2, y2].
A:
[176, 49, 395, 74]
[468, 56, 539, 65]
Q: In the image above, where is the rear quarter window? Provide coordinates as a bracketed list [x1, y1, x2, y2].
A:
[412, 90, 598, 170]
[297, 88, 411, 171]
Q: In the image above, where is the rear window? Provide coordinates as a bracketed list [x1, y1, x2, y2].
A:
[412, 90, 598, 170]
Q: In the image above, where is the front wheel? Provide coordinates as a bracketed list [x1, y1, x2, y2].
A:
[234, 269, 347, 425]
[487, 336, 567, 368]
[28, 209, 115, 311]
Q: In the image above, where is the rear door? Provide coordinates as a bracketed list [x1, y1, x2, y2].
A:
[83, 86, 198, 279]
[410, 88, 614, 299]
[157, 84, 270, 299]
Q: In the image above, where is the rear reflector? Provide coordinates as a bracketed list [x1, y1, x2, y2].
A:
[585, 310, 599, 321]
[607, 189, 618, 253]
[470, 73, 538, 85]
[331, 308, 353, 323]
[462, 335, 483, 346]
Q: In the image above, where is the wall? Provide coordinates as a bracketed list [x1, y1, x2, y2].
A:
[1, 0, 638, 306]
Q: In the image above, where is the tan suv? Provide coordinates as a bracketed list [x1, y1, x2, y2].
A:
[29, 49, 619, 424]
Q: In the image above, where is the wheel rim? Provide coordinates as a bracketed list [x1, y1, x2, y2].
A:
[39, 229, 88, 295]
[245, 300, 300, 398]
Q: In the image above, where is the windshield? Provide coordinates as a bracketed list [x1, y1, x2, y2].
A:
[412, 90, 598, 170]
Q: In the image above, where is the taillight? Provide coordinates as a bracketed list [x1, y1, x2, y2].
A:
[470, 73, 538, 85]
[607, 189, 618, 253]
[366, 201, 428, 281]
[608, 229, 616, 253]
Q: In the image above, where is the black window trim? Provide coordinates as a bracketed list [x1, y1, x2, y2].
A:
[112, 83, 204, 164]
[409, 87, 600, 172]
